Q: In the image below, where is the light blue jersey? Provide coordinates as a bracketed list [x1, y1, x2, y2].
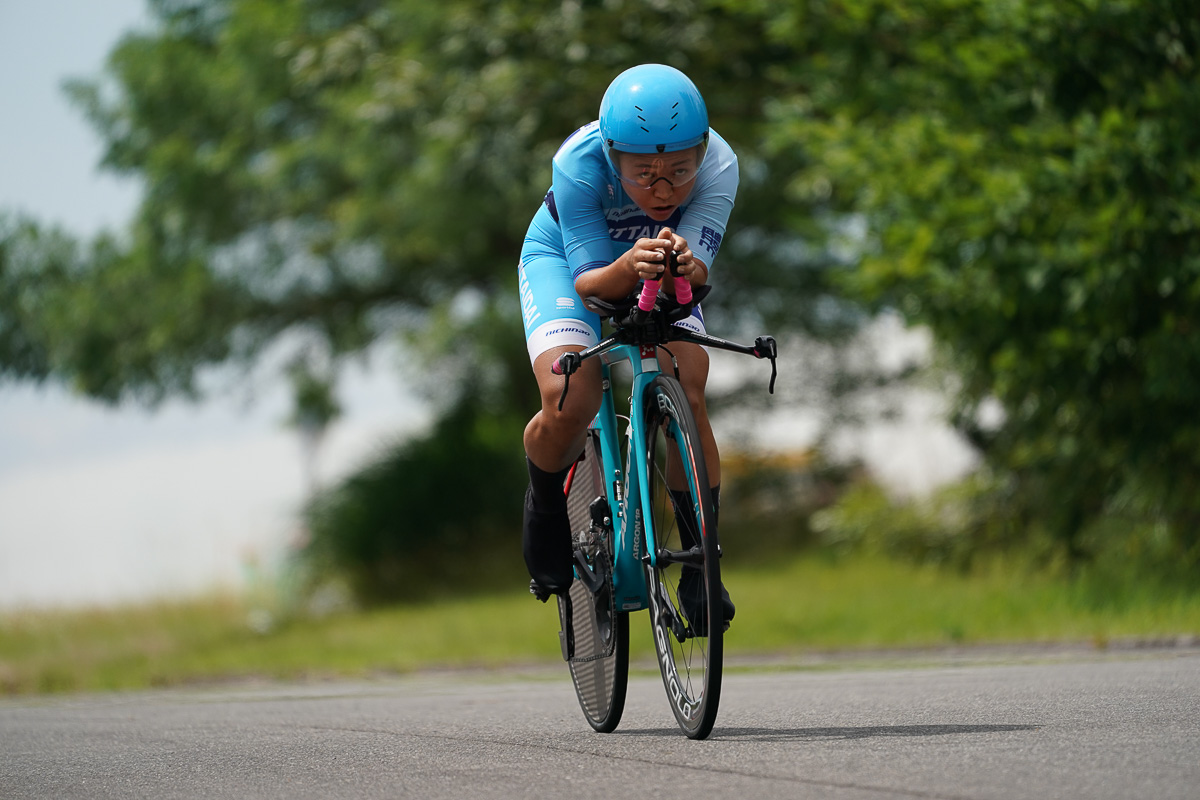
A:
[519, 122, 738, 362]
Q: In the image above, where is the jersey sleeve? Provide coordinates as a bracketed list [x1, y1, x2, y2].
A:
[551, 161, 614, 280]
[675, 136, 738, 269]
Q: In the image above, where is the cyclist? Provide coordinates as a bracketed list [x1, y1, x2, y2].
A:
[518, 64, 739, 625]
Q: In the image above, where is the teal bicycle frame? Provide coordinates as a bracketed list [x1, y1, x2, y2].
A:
[570, 325, 776, 611]
[590, 343, 665, 613]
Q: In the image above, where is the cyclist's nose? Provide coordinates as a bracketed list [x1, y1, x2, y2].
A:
[651, 179, 674, 199]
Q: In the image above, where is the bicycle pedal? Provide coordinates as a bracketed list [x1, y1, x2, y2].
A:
[593, 589, 613, 645]
[558, 593, 575, 661]
[529, 579, 552, 603]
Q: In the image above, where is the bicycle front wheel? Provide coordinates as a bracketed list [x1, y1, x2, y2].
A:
[561, 430, 629, 733]
[642, 375, 723, 739]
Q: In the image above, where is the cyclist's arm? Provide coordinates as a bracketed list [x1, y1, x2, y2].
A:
[549, 161, 676, 301]
[674, 131, 738, 272]
[573, 234, 708, 301]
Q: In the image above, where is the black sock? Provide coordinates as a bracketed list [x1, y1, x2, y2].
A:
[670, 484, 720, 550]
[527, 457, 570, 511]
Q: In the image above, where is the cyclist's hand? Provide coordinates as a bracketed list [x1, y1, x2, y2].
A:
[628, 233, 673, 281]
[665, 232, 697, 281]
[654, 228, 702, 288]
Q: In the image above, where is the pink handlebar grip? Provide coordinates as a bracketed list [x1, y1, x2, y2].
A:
[637, 278, 661, 312]
[674, 276, 692, 305]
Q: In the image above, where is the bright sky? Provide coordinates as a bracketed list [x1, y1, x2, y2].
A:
[0, 0, 145, 236]
[0, 2, 425, 610]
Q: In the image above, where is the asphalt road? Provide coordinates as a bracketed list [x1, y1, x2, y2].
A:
[2, 646, 1197, 799]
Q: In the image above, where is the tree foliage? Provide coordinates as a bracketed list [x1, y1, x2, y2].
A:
[755, 0, 1200, 560]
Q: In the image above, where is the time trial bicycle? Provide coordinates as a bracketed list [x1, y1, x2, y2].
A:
[531, 258, 777, 740]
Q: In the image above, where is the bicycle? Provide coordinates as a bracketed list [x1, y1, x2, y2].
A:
[532, 257, 777, 740]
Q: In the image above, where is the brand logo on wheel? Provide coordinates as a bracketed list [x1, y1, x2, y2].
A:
[655, 622, 699, 721]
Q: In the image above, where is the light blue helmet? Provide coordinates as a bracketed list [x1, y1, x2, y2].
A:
[598, 64, 709, 155]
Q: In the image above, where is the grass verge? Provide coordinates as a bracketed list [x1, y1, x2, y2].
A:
[2, 555, 1198, 695]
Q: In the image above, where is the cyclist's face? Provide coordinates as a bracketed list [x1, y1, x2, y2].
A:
[614, 147, 703, 221]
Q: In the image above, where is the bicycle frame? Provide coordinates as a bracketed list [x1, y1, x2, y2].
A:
[567, 325, 778, 613]
[588, 342, 661, 612]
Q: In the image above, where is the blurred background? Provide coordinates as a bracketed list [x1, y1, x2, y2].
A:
[1, 0, 1197, 649]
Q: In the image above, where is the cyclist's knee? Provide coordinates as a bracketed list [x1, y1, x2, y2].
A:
[547, 387, 601, 434]
[532, 348, 602, 430]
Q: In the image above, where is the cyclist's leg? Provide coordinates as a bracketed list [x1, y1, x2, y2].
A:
[519, 256, 603, 592]
[525, 346, 603, 473]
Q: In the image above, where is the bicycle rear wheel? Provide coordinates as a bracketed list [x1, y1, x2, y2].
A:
[560, 430, 629, 733]
[642, 375, 723, 739]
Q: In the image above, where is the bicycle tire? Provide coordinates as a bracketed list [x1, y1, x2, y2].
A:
[642, 375, 723, 739]
[560, 430, 629, 733]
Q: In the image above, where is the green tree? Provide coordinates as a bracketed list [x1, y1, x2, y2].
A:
[755, 0, 1200, 564]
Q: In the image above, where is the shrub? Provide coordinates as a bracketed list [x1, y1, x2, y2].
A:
[300, 402, 528, 605]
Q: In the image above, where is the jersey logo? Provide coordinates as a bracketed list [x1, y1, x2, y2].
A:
[699, 226, 723, 256]
[608, 209, 684, 242]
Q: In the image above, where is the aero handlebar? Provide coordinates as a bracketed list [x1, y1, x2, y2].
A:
[638, 249, 691, 312]
[549, 275, 779, 411]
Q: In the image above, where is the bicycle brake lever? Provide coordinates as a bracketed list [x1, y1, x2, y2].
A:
[552, 351, 582, 411]
[753, 336, 778, 394]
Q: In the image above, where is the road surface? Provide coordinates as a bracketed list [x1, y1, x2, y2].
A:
[2, 646, 1197, 799]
